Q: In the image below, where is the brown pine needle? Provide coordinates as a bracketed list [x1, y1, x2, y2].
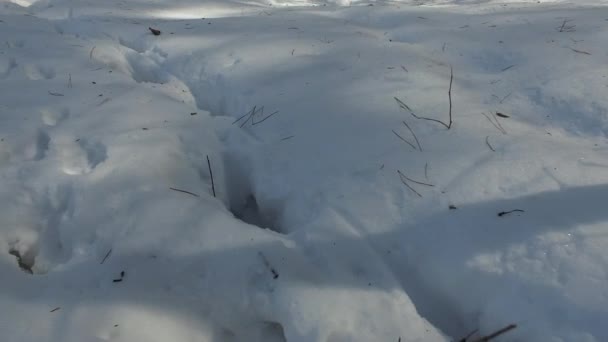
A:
[207, 155, 216, 197]
[485, 136, 495, 152]
[392, 130, 417, 150]
[397, 171, 422, 197]
[570, 48, 591, 55]
[169, 187, 200, 197]
[398, 170, 434, 187]
[395, 66, 453, 129]
[402, 120, 422, 151]
[394, 97, 413, 112]
[471, 324, 517, 342]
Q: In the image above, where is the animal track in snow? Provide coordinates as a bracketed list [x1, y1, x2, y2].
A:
[23, 64, 56, 80]
[7, 39, 25, 48]
[0, 57, 18, 79]
[58, 138, 107, 175]
[111, 39, 170, 84]
[31, 129, 50, 161]
[223, 152, 283, 234]
[8, 243, 36, 274]
[118, 36, 152, 54]
[40, 107, 70, 126]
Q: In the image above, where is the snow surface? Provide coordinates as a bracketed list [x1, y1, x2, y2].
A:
[1, 0, 608, 341]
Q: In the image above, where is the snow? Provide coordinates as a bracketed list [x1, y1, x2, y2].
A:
[1, 0, 608, 341]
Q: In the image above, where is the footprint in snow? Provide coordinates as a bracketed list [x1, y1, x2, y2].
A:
[24, 129, 51, 161]
[0, 57, 18, 79]
[23, 64, 55, 80]
[40, 107, 70, 126]
[58, 138, 108, 175]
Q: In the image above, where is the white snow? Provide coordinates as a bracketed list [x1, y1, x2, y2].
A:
[1, 0, 608, 341]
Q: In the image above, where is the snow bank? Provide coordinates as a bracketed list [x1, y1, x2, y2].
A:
[1, 0, 607, 341]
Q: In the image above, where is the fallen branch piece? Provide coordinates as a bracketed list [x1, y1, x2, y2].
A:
[50, 307, 61, 313]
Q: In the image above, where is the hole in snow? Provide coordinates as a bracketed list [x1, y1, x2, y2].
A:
[230, 194, 282, 234]
[8, 248, 34, 274]
[223, 152, 284, 234]
[259, 321, 286, 342]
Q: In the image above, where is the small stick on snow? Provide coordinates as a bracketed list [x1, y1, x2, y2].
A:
[100, 249, 112, 264]
[501, 65, 515, 72]
[424, 162, 429, 180]
[402, 120, 422, 151]
[207, 155, 216, 198]
[48, 91, 64, 96]
[169, 187, 200, 197]
[485, 136, 495, 152]
[50, 307, 61, 313]
[471, 324, 517, 342]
